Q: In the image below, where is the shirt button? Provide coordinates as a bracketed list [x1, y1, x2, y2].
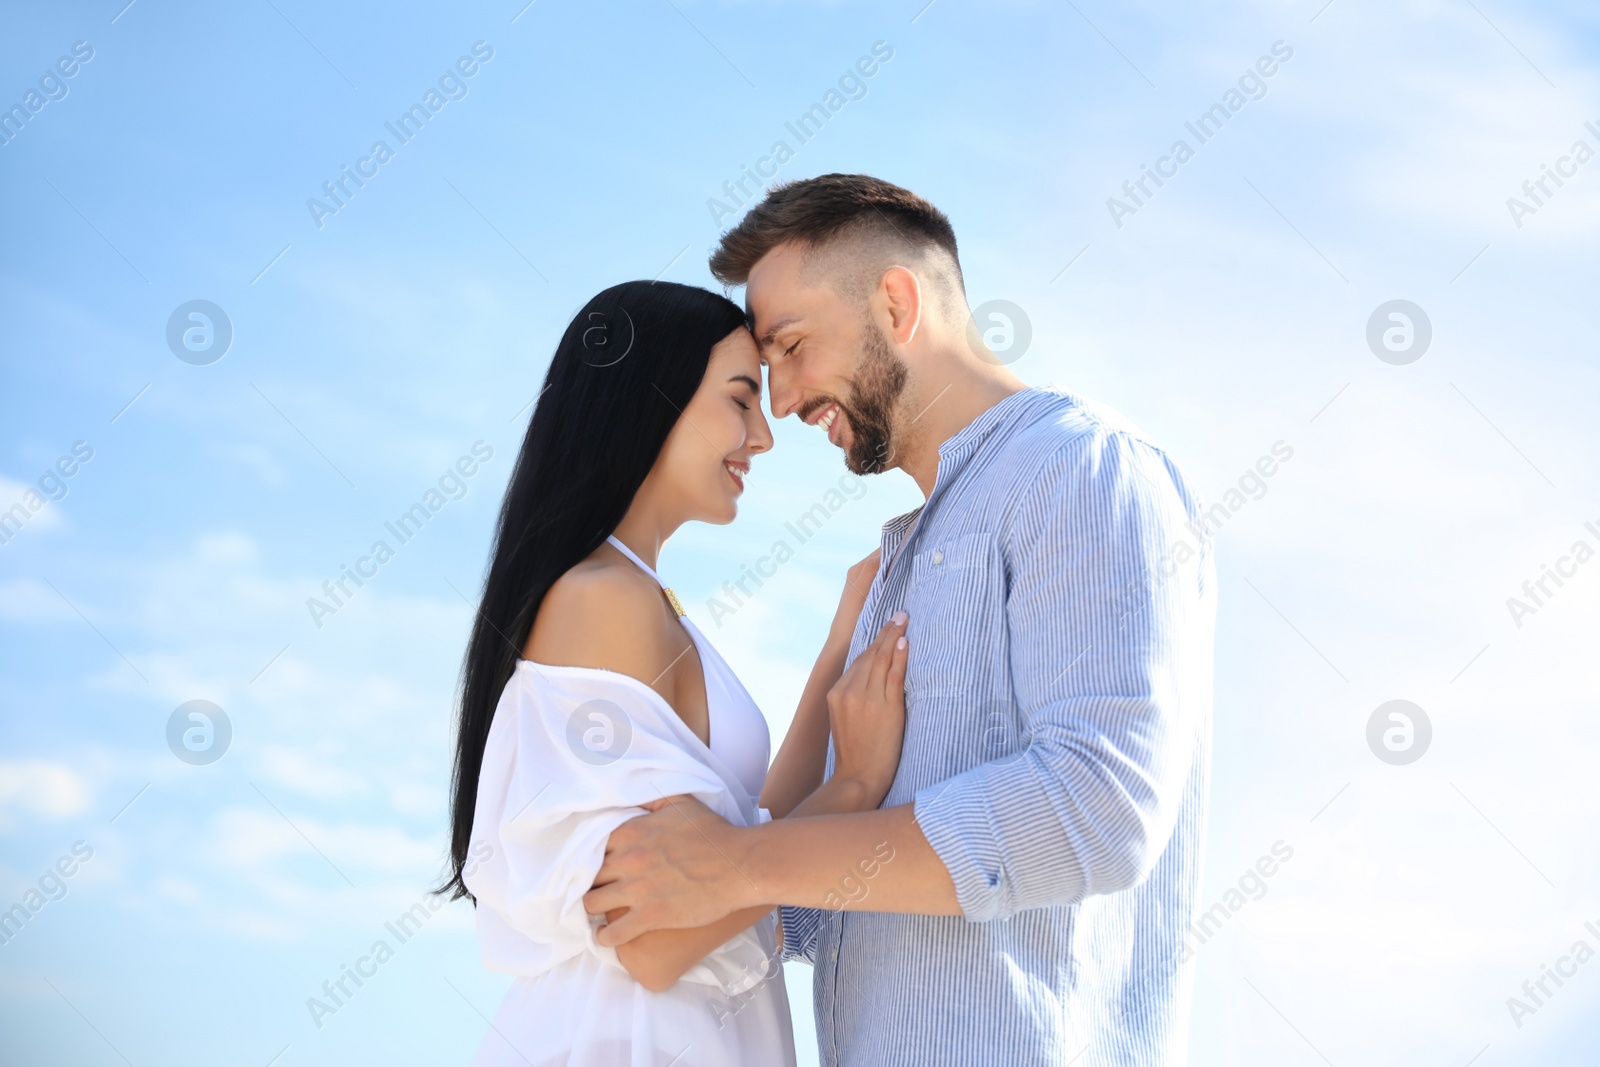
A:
[932, 550, 944, 565]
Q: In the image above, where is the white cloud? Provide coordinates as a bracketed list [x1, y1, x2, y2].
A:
[208, 807, 440, 879]
[0, 760, 92, 827]
[257, 745, 370, 801]
[0, 474, 64, 538]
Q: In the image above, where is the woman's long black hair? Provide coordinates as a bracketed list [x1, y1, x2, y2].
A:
[439, 280, 747, 901]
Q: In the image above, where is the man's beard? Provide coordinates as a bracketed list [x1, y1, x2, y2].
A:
[838, 319, 908, 475]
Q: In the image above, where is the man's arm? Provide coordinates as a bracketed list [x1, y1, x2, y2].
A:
[601, 771, 919, 983]
[912, 430, 1209, 922]
[587, 799, 958, 948]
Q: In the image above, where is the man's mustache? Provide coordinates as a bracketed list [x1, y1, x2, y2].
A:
[796, 394, 852, 424]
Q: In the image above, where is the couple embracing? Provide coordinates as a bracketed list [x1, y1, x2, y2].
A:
[439, 174, 1217, 1066]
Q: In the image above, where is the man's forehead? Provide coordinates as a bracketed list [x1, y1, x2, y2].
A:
[745, 247, 821, 347]
[745, 282, 804, 349]
[751, 313, 804, 350]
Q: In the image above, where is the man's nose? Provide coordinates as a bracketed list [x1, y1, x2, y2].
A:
[766, 360, 801, 419]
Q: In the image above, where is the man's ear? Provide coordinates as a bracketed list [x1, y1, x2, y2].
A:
[878, 266, 922, 346]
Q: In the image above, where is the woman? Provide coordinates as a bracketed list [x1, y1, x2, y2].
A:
[439, 281, 909, 1067]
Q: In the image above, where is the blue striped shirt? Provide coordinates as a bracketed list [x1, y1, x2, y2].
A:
[781, 387, 1216, 1066]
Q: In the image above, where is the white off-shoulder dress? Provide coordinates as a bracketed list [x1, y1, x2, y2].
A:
[464, 537, 796, 1067]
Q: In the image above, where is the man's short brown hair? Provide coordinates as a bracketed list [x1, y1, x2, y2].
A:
[708, 173, 961, 290]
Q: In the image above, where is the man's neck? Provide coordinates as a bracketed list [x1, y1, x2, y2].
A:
[896, 356, 1028, 497]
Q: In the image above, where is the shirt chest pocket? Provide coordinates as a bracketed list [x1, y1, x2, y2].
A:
[897, 530, 1004, 698]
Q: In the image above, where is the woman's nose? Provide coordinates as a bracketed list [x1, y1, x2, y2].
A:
[748, 408, 774, 454]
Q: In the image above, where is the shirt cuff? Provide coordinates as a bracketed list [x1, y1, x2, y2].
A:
[778, 904, 821, 965]
[913, 774, 1010, 923]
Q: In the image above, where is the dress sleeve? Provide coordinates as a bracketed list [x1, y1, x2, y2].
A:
[465, 666, 778, 993]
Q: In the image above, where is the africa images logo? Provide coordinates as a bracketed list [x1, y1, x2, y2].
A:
[1365, 300, 1431, 366]
[166, 300, 233, 365]
[1365, 699, 1430, 766]
[166, 700, 232, 765]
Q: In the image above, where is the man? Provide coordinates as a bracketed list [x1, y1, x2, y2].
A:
[583, 174, 1216, 1065]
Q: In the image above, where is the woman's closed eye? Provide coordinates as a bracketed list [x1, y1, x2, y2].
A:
[726, 374, 761, 412]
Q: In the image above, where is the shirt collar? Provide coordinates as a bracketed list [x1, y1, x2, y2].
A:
[876, 386, 1060, 547]
[931, 386, 1057, 493]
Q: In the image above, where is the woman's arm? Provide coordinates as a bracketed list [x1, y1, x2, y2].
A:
[601, 616, 910, 991]
[757, 637, 847, 818]
[608, 903, 775, 993]
[759, 550, 881, 818]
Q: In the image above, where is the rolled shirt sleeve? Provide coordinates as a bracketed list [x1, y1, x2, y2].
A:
[913, 429, 1209, 923]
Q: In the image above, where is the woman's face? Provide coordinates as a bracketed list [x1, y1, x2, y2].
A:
[651, 327, 773, 525]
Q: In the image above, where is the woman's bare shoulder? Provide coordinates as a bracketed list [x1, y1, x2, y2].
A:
[524, 554, 681, 691]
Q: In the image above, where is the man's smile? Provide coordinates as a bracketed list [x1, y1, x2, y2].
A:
[803, 399, 846, 447]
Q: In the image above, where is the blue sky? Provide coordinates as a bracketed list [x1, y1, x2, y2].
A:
[3, 0, 1598, 1064]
